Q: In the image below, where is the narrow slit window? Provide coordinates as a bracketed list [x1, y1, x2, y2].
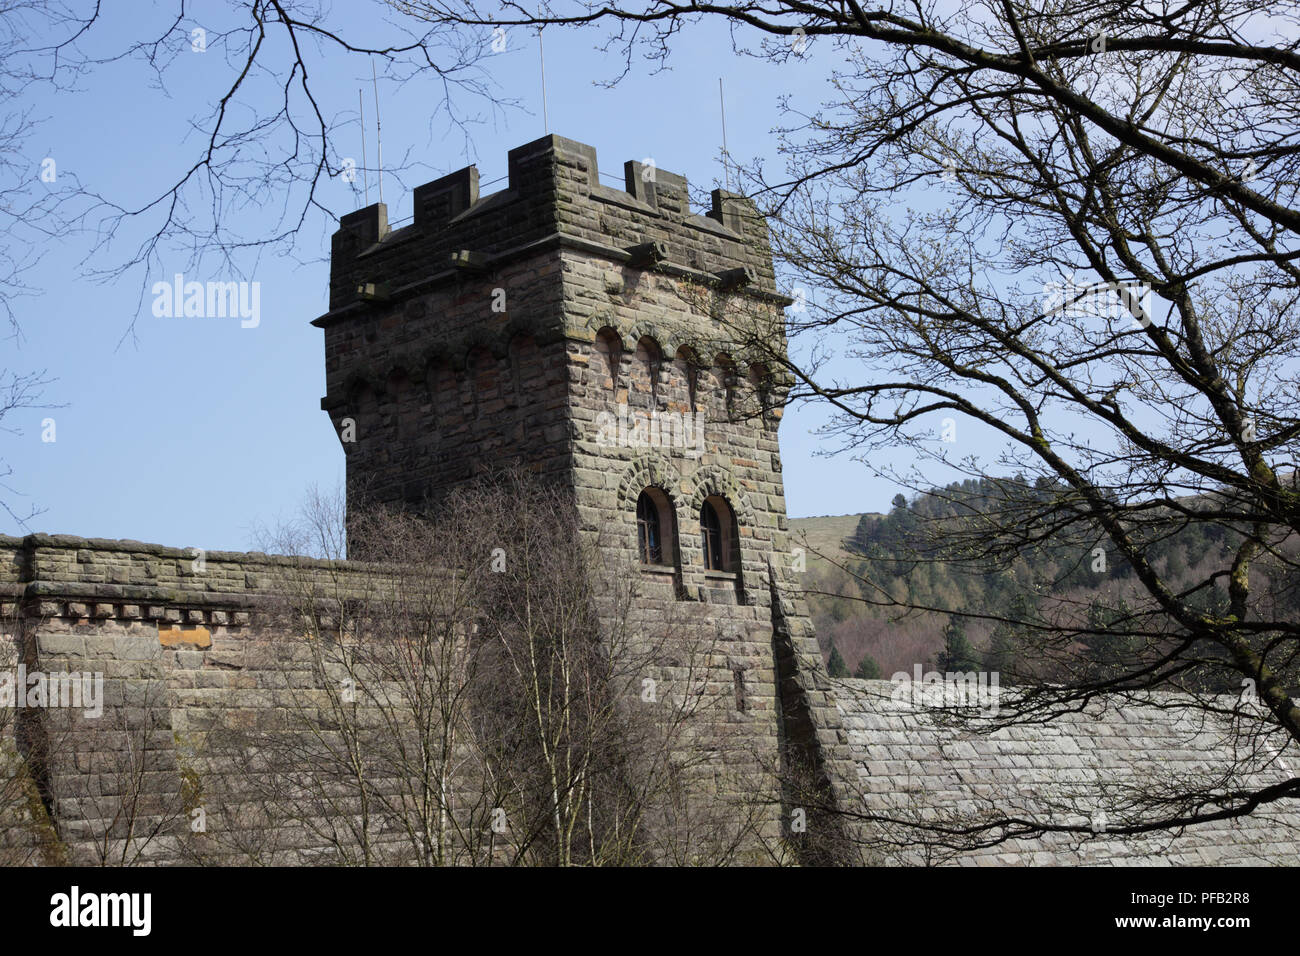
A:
[637, 491, 663, 564]
[732, 668, 747, 711]
[701, 500, 724, 570]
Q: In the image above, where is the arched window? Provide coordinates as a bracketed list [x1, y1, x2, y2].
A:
[701, 498, 727, 570]
[386, 369, 414, 439]
[594, 327, 623, 395]
[637, 490, 665, 564]
[675, 347, 699, 412]
[636, 336, 663, 408]
[427, 360, 455, 438]
[467, 347, 496, 421]
[508, 333, 539, 412]
[715, 355, 738, 420]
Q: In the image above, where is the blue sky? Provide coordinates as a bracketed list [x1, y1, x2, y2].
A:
[2, 5, 913, 550]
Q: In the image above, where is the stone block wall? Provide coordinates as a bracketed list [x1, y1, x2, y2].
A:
[560, 244, 855, 858]
[314, 134, 792, 510]
[0, 534, 416, 864]
[5, 532, 1296, 865]
[834, 679, 1300, 865]
[0, 136, 857, 866]
[319, 248, 574, 505]
[0, 531, 850, 865]
[313, 135, 854, 862]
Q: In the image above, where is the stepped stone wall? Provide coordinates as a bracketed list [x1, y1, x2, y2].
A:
[834, 678, 1300, 865]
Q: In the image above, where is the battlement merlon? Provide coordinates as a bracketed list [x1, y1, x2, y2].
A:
[322, 134, 785, 316]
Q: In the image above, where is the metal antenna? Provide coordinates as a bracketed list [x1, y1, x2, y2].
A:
[539, 27, 550, 133]
[358, 88, 369, 207]
[719, 77, 730, 191]
[371, 60, 384, 205]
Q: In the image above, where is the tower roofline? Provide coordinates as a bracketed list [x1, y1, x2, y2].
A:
[324, 134, 784, 318]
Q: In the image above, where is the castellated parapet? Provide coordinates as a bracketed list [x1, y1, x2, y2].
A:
[315, 134, 795, 506]
[2, 134, 1296, 866]
[0, 136, 856, 866]
[324, 133, 781, 315]
[314, 134, 855, 861]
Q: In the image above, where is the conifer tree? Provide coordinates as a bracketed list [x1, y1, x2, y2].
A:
[827, 642, 850, 677]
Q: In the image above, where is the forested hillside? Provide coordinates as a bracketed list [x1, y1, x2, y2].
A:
[792, 477, 1296, 688]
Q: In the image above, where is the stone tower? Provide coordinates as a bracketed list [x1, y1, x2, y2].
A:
[315, 135, 852, 861]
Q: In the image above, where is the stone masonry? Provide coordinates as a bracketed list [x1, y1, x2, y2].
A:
[0, 136, 853, 865]
[0, 134, 1293, 864]
[316, 134, 855, 861]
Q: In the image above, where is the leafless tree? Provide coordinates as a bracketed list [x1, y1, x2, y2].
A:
[0, 368, 56, 527]
[192, 473, 768, 865]
[0, 3, 77, 525]
[399, 0, 1300, 852]
[0, 1, 508, 519]
[0, 1, 507, 341]
[0, 603, 66, 865]
[56, 682, 189, 867]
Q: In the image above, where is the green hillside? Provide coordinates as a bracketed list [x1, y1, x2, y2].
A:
[789, 513, 873, 570]
[791, 478, 1298, 690]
